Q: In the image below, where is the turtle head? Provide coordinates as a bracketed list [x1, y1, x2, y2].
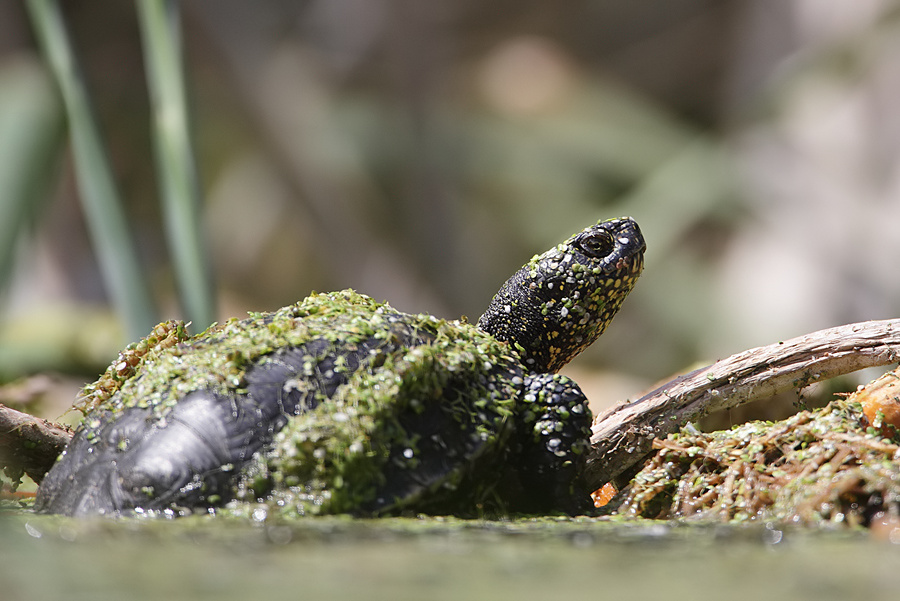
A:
[477, 217, 645, 374]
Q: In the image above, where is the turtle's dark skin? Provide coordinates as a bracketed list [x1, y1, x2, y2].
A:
[36, 217, 645, 517]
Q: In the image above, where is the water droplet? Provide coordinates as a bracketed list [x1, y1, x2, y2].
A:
[24, 522, 42, 539]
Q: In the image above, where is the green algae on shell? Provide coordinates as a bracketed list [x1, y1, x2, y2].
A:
[76, 320, 192, 415]
[73, 289, 524, 516]
[232, 310, 524, 517]
[77, 290, 491, 417]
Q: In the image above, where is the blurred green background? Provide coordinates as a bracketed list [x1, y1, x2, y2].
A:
[2, 1, 900, 419]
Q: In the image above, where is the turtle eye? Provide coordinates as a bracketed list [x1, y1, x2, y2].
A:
[576, 231, 615, 258]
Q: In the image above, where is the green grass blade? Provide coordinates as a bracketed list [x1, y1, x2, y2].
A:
[136, 0, 215, 330]
[24, 0, 157, 341]
[0, 58, 65, 294]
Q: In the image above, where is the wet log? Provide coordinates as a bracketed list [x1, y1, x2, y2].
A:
[0, 403, 72, 485]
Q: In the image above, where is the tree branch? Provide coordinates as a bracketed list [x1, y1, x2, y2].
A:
[0, 403, 72, 485]
[585, 318, 900, 491]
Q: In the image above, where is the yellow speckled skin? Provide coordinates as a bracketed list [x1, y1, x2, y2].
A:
[477, 217, 645, 373]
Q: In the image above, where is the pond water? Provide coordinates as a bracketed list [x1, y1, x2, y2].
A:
[1, 513, 897, 601]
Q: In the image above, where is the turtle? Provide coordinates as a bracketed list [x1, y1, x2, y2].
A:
[35, 216, 645, 517]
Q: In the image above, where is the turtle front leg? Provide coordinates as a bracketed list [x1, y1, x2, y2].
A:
[511, 373, 594, 515]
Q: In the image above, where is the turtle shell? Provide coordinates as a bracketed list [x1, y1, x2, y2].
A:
[36, 290, 524, 516]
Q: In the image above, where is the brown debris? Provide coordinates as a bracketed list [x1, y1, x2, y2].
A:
[615, 366, 900, 527]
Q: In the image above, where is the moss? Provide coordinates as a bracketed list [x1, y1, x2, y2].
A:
[77, 291, 414, 419]
[76, 320, 191, 414]
[619, 400, 900, 527]
[232, 313, 523, 517]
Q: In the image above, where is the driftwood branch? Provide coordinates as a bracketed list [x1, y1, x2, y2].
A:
[585, 318, 900, 491]
[0, 403, 72, 485]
